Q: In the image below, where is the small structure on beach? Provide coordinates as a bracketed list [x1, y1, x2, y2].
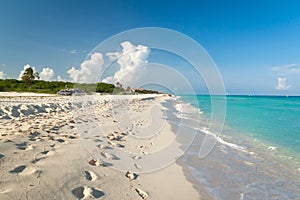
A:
[57, 88, 85, 96]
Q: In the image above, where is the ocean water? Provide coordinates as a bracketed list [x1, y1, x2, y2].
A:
[180, 95, 300, 156]
[176, 95, 300, 199]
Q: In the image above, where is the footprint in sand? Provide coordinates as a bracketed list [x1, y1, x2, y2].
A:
[15, 142, 34, 150]
[100, 152, 112, 159]
[132, 155, 141, 161]
[32, 149, 55, 164]
[18, 165, 42, 176]
[31, 157, 46, 164]
[88, 159, 113, 167]
[71, 186, 104, 199]
[9, 165, 26, 173]
[89, 159, 102, 166]
[135, 188, 148, 199]
[125, 171, 138, 180]
[40, 149, 55, 156]
[117, 143, 125, 148]
[0, 153, 4, 159]
[94, 139, 103, 142]
[41, 150, 50, 155]
[56, 138, 67, 143]
[28, 132, 42, 141]
[68, 135, 79, 139]
[100, 152, 120, 160]
[28, 137, 42, 142]
[107, 140, 117, 146]
[84, 170, 97, 181]
[134, 163, 142, 170]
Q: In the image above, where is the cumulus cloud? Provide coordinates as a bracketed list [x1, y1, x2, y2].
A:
[66, 41, 150, 84]
[276, 77, 291, 90]
[0, 71, 4, 79]
[18, 64, 37, 80]
[40, 67, 55, 81]
[67, 52, 104, 83]
[57, 76, 64, 82]
[103, 41, 150, 85]
[271, 64, 300, 73]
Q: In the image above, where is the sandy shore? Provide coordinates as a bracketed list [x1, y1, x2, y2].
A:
[0, 92, 56, 97]
[0, 93, 203, 199]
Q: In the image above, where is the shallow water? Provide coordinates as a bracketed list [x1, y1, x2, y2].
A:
[181, 95, 300, 156]
[169, 96, 300, 199]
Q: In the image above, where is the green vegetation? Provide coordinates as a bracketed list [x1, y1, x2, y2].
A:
[0, 78, 159, 95]
[0, 79, 74, 94]
[95, 82, 116, 93]
[0, 67, 159, 94]
[21, 67, 39, 87]
[135, 89, 160, 94]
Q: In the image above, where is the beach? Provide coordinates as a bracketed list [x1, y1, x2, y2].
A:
[1, 93, 299, 200]
[2, 1, 300, 199]
[0, 93, 203, 200]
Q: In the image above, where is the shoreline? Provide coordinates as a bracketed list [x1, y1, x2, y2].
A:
[176, 96, 300, 199]
[179, 95, 300, 161]
[178, 94, 300, 167]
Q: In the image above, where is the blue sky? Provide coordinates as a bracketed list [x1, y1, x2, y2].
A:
[1, 0, 300, 94]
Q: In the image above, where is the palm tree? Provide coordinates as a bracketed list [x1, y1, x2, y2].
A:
[34, 71, 40, 80]
[21, 67, 38, 87]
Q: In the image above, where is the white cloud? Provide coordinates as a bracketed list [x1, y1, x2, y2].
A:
[57, 76, 64, 82]
[69, 50, 77, 54]
[271, 64, 300, 73]
[67, 52, 104, 83]
[18, 64, 37, 80]
[40, 67, 55, 81]
[103, 41, 150, 85]
[66, 41, 150, 84]
[276, 77, 291, 90]
[67, 67, 77, 81]
[1, 64, 5, 67]
[0, 71, 4, 79]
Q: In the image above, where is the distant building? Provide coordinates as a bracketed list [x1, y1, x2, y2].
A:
[123, 86, 135, 95]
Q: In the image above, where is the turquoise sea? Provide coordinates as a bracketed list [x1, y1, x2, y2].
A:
[177, 95, 300, 199]
[180, 95, 300, 156]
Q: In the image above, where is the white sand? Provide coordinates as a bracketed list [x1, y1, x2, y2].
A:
[0, 92, 55, 97]
[0, 93, 201, 199]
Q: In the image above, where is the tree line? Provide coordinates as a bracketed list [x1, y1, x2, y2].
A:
[0, 67, 159, 94]
[0, 79, 121, 94]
